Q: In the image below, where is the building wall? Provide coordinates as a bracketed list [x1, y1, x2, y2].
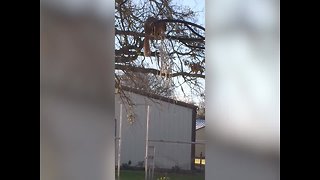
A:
[195, 127, 206, 158]
[115, 91, 194, 170]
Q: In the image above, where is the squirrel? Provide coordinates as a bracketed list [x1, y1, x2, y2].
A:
[144, 17, 166, 57]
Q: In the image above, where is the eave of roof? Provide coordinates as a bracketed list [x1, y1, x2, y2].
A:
[196, 126, 205, 131]
[119, 86, 198, 110]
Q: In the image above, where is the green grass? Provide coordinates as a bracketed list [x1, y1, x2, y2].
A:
[117, 170, 205, 180]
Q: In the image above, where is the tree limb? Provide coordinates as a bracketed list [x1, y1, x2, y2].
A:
[115, 29, 205, 43]
[115, 64, 205, 78]
[158, 19, 205, 31]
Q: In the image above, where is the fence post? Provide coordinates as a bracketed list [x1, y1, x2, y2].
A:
[145, 105, 150, 180]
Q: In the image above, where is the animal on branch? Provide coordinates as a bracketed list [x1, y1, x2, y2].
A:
[143, 17, 166, 57]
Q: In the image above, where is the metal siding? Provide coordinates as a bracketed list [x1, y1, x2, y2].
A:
[195, 127, 206, 157]
[115, 92, 193, 170]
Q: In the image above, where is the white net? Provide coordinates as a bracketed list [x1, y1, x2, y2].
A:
[158, 38, 172, 89]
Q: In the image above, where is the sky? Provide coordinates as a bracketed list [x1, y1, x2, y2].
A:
[174, 0, 205, 26]
[169, 0, 205, 104]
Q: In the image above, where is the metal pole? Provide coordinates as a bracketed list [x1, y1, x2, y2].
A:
[145, 105, 150, 180]
[117, 104, 123, 180]
[115, 119, 117, 140]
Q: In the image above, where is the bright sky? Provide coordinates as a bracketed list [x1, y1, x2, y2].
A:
[170, 0, 205, 105]
[174, 0, 205, 26]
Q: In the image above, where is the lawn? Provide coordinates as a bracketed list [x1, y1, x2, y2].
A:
[117, 170, 205, 180]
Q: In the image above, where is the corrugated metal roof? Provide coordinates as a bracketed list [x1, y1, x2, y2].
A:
[196, 119, 205, 130]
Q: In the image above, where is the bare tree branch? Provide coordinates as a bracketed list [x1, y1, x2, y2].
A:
[115, 29, 205, 43]
[157, 19, 205, 31]
[115, 64, 205, 78]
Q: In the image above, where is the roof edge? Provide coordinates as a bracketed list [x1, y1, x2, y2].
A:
[118, 86, 198, 109]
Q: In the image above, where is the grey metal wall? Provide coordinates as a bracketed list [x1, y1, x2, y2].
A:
[115, 91, 194, 170]
[195, 127, 206, 157]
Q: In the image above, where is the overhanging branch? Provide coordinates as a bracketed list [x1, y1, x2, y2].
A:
[115, 29, 205, 43]
[115, 64, 205, 78]
[158, 19, 205, 31]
